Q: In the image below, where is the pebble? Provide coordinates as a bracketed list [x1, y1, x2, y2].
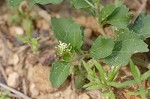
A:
[84, 28, 92, 38]
[13, 54, 20, 66]
[5, 67, 14, 76]
[7, 72, 19, 88]
[30, 83, 39, 97]
[8, 54, 20, 66]
[54, 92, 61, 98]
[79, 93, 90, 99]
[9, 26, 24, 36]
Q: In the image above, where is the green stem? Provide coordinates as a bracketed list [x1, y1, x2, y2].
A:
[95, 0, 106, 36]
[108, 65, 121, 81]
[139, 85, 146, 99]
[84, 0, 96, 9]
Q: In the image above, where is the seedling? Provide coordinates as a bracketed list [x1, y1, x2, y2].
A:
[16, 19, 40, 54]
[8, 1, 39, 54]
[128, 61, 150, 99]
[50, 0, 149, 89]
[0, 90, 10, 99]
[82, 59, 121, 99]
[8, 0, 150, 98]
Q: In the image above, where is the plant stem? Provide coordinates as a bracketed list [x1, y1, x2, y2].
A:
[84, 0, 96, 9]
[0, 82, 31, 99]
[95, 0, 106, 36]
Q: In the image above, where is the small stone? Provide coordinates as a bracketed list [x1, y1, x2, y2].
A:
[54, 92, 61, 98]
[30, 83, 39, 97]
[15, 27, 24, 35]
[76, 16, 86, 26]
[8, 54, 20, 66]
[79, 93, 90, 99]
[7, 72, 19, 88]
[9, 26, 24, 36]
[84, 28, 92, 38]
[13, 54, 19, 65]
[38, 10, 51, 21]
[5, 67, 14, 76]
[36, 19, 50, 30]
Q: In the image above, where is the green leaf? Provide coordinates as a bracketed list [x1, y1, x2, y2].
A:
[22, 19, 32, 41]
[115, 0, 123, 7]
[141, 70, 150, 81]
[103, 91, 116, 99]
[109, 80, 135, 88]
[51, 18, 83, 51]
[105, 40, 148, 66]
[8, 0, 63, 7]
[109, 91, 116, 99]
[129, 13, 150, 40]
[82, 60, 96, 81]
[116, 29, 140, 41]
[105, 5, 132, 29]
[82, 61, 93, 74]
[62, 53, 72, 62]
[93, 59, 107, 82]
[16, 34, 27, 43]
[90, 36, 114, 59]
[31, 38, 39, 52]
[99, 3, 116, 22]
[83, 81, 97, 88]
[8, 0, 24, 7]
[130, 60, 141, 82]
[75, 74, 85, 89]
[71, 0, 92, 9]
[84, 81, 105, 90]
[139, 86, 146, 99]
[92, 0, 100, 3]
[108, 65, 121, 81]
[128, 91, 140, 95]
[50, 61, 70, 88]
[105, 29, 148, 66]
[29, 0, 63, 6]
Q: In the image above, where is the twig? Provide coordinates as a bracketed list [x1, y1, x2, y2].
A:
[0, 82, 31, 99]
[0, 88, 21, 99]
[133, 0, 141, 7]
[71, 74, 76, 99]
[8, 93, 21, 98]
[0, 32, 10, 62]
[132, 0, 147, 23]
[0, 63, 7, 81]
[22, 78, 27, 95]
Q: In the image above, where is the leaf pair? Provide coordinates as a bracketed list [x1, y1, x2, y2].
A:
[105, 29, 148, 66]
[129, 61, 150, 99]
[50, 18, 84, 88]
[90, 29, 148, 66]
[82, 60, 106, 90]
[129, 13, 150, 40]
[130, 60, 150, 83]
[51, 18, 83, 52]
[99, 3, 132, 29]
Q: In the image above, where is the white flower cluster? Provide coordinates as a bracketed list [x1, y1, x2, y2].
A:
[55, 41, 72, 56]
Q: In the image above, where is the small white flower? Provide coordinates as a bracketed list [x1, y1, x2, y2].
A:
[55, 41, 72, 56]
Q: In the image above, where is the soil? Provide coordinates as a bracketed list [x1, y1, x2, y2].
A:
[0, 0, 150, 99]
